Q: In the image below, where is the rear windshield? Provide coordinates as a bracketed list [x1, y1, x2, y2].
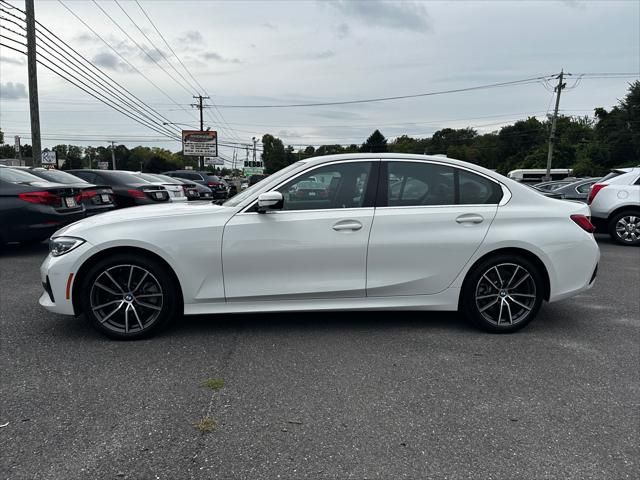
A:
[600, 170, 625, 182]
[0, 168, 44, 183]
[30, 169, 88, 184]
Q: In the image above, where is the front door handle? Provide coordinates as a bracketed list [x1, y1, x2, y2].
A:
[333, 220, 363, 231]
[456, 214, 484, 225]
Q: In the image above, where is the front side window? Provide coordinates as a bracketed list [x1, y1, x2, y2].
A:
[277, 161, 373, 211]
[382, 161, 503, 206]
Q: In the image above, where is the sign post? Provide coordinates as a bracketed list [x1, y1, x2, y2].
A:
[14, 136, 21, 159]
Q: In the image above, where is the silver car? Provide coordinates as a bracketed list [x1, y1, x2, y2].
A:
[588, 167, 640, 246]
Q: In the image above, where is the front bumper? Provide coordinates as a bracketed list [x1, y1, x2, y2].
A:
[39, 241, 93, 316]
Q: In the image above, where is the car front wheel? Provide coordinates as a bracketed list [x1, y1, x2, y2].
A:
[80, 254, 179, 339]
[609, 211, 640, 246]
[461, 254, 544, 333]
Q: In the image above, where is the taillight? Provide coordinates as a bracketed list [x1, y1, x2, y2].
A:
[571, 214, 596, 233]
[18, 191, 61, 206]
[127, 189, 145, 199]
[80, 190, 98, 200]
[587, 183, 606, 205]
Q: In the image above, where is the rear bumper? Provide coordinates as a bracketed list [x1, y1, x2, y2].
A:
[4, 210, 86, 242]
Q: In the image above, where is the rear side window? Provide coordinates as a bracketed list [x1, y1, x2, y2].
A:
[381, 162, 503, 206]
[71, 171, 97, 183]
[577, 181, 596, 193]
[0, 168, 43, 183]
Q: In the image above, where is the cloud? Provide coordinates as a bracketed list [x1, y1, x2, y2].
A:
[335, 22, 350, 39]
[327, 0, 430, 32]
[92, 52, 130, 72]
[308, 50, 336, 60]
[179, 30, 203, 43]
[140, 48, 169, 64]
[262, 22, 278, 30]
[0, 82, 28, 100]
[0, 56, 25, 66]
[202, 52, 241, 63]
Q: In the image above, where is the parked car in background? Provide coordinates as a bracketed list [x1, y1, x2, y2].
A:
[508, 168, 573, 183]
[533, 179, 580, 192]
[172, 177, 213, 200]
[40, 154, 599, 339]
[69, 170, 170, 208]
[163, 170, 228, 200]
[223, 177, 238, 197]
[588, 167, 640, 246]
[552, 178, 600, 202]
[15, 167, 115, 216]
[0, 166, 85, 245]
[248, 174, 268, 186]
[131, 173, 187, 202]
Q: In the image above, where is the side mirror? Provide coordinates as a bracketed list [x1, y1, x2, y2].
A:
[257, 191, 283, 213]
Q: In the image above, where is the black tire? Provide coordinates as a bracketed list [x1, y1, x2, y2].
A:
[608, 210, 640, 246]
[461, 254, 544, 333]
[80, 253, 179, 340]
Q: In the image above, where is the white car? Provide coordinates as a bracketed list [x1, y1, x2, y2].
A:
[40, 154, 600, 339]
[587, 167, 640, 246]
[133, 172, 187, 202]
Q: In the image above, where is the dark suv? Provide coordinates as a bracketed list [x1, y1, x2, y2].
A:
[163, 170, 228, 200]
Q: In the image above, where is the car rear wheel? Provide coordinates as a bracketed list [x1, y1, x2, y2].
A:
[80, 254, 178, 339]
[461, 254, 544, 333]
[609, 211, 640, 246]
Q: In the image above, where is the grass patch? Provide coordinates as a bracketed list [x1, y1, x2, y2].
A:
[196, 416, 217, 433]
[200, 378, 224, 390]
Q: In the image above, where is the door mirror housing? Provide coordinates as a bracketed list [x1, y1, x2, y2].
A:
[257, 191, 283, 212]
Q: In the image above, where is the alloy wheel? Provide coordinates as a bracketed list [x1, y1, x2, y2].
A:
[615, 215, 640, 244]
[89, 264, 164, 334]
[474, 263, 537, 327]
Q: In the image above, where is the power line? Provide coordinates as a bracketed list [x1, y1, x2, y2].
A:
[0, 10, 180, 138]
[131, 0, 246, 144]
[56, 0, 197, 123]
[113, 0, 199, 95]
[0, 37, 180, 140]
[209, 76, 555, 109]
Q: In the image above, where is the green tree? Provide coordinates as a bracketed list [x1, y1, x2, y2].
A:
[261, 134, 288, 173]
[361, 129, 387, 153]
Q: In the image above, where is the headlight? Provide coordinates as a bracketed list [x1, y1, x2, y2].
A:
[49, 236, 85, 257]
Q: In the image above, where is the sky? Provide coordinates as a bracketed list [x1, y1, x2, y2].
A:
[0, 0, 639, 167]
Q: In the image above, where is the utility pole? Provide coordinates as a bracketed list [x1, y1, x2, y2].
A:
[110, 141, 116, 170]
[544, 70, 566, 182]
[25, 0, 41, 167]
[252, 137, 257, 166]
[191, 95, 210, 169]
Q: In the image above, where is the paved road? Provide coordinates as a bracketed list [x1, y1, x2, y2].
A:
[1, 236, 638, 480]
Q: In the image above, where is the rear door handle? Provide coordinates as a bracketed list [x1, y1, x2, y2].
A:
[332, 220, 363, 231]
[456, 214, 484, 224]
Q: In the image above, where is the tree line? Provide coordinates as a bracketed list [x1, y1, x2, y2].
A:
[1, 81, 638, 177]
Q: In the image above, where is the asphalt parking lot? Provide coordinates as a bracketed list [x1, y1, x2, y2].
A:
[1, 236, 638, 480]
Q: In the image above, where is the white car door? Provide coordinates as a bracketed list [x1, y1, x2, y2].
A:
[367, 160, 502, 297]
[222, 160, 378, 301]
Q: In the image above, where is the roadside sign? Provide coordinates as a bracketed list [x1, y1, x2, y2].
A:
[182, 130, 218, 157]
[97, 161, 109, 170]
[204, 156, 224, 166]
[14, 136, 20, 153]
[42, 150, 57, 165]
[244, 167, 264, 176]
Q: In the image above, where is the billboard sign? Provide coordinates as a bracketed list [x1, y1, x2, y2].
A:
[97, 161, 109, 170]
[42, 150, 57, 165]
[204, 156, 224, 166]
[243, 166, 264, 176]
[182, 130, 217, 157]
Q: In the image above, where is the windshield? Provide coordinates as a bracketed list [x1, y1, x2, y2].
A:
[223, 161, 308, 207]
[31, 169, 89, 184]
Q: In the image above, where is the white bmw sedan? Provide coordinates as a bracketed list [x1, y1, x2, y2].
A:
[40, 154, 600, 339]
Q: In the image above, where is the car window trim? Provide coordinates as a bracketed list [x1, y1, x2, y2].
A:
[376, 159, 510, 208]
[238, 159, 380, 214]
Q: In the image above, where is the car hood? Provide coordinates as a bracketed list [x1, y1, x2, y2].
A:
[55, 201, 233, 237]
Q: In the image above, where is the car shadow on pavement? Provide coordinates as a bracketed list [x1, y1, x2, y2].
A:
[170, 310, 470, 338]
